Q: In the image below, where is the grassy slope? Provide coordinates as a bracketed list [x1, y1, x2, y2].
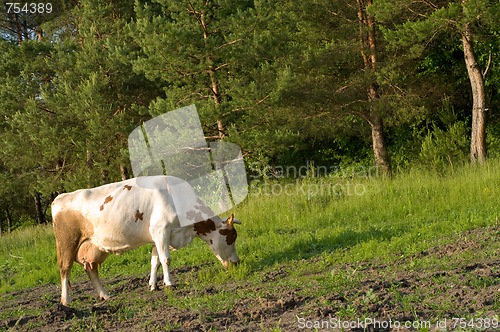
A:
[1, 161, 499, 328]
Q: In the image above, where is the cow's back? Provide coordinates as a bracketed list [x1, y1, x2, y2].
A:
[52, 177, 177, 254]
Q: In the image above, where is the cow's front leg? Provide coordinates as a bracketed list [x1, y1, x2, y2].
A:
[149, 245, 160, 291]
[151, 228, 174, 287]
[158, 244, 174, 287]
[77, 241, 110, 301]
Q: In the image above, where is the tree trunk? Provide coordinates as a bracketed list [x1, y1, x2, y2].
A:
[5, 207, 12, 233]
[356, 0, 391, 174]
[36, 27, 43, 41]
[198, 7, 224, 139]
[462, 25, 487, 163]
[86, 149, 93, 167]
[210, 67, 224, 139]
[101, 170, 109, 183]
[22, 18, 29, 41]
[370, 112, 391, 175]
[34, 192, 46, 224]
[11, 13, 24, 45]
[120, 164, 129, 180]
[368, 82, 391, 175]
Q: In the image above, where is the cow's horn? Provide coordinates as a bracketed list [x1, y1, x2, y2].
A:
[226, 214, 235, 229]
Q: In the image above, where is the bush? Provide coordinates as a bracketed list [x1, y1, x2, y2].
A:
[419, 121, 469, 171]
[15, 215, 38, 230]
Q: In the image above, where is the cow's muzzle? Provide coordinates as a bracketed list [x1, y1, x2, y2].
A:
[222, 260, 239, 269]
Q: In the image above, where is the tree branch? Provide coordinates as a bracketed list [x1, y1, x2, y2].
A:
[482, 51, 492, 79]
[214, 63, 229, 71]
[215, 38, 241, 50]
[37, 106, 57, 115]
[422, 0, 438, 9]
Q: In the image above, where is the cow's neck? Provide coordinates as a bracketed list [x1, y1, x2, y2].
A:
[170, 217, 222, 249]
[192, 217, 222, 244]
[169, 225, 196, 249]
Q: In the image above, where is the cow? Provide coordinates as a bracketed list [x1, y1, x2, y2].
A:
[51, 175, 240, 306]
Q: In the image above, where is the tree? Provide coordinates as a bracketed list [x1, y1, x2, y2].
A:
[130, 0, 278, 140]
[356, 0, 390, 174]
[0, 0, 76, 43]
[255, 0, 402, 173]
[0, 0, 163, 228]
[0, 37, 54, 225]
[372, 0, 500, 163]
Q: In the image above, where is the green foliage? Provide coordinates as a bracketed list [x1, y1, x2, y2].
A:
[420, 122, 469, 171]
[0, 0, 163, 224]
[128, 0, 292, 146]
[418, 96, 469, 171]
[486, 123, 500, 158]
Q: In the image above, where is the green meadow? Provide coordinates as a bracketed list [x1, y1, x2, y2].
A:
[2, 161, 499, 292]
[1, 161, 499, 329]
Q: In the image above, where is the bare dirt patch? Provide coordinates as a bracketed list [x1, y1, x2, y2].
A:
[1, 226, 499, 331]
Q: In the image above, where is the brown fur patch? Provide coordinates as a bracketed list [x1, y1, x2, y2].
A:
[219, 228, 237, 245]
[99, 195, 113, 211]
[134, 210, 144, 222]
[123, 185, 132, 191]
[193, 219, 216, 236]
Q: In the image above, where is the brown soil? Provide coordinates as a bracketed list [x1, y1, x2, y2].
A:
[1, 226, 499, 331]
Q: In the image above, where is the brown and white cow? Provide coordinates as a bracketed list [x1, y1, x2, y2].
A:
[52, 175, 240, 306]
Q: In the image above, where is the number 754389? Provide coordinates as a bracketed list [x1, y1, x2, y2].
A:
[6, 3, 53, 14]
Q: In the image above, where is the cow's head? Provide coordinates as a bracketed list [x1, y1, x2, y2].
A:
[196, 214, 240, 269]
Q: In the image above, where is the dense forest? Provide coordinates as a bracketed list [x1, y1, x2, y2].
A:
[0, 0, 499, 233]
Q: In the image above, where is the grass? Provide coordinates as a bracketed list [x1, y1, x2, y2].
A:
[1, 160, 500, 327]
[2, 161, 500, 287]
[0, 225, 58, 291]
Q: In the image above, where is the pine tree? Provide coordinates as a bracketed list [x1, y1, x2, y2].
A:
[130, 0, 275, 139]
[372, 0, 500, 163]
[259, 0, 401, 173]
[0, 0, 163, 227]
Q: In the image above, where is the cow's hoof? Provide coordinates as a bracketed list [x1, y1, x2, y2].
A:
[57, 302, 72, 310]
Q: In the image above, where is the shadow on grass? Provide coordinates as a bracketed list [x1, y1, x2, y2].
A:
[252, 227, 402, 270]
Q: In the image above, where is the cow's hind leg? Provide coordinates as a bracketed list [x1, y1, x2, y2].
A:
[59, 255, 74, 306]
[53, 214, 79, 306]
[85, 265, 110, 301]
[149, 245, 160, 291]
